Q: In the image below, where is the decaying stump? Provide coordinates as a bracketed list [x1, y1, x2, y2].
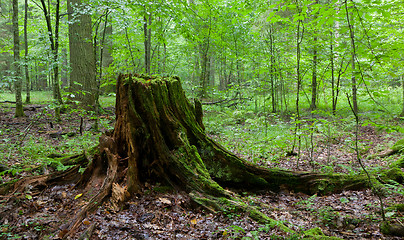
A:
[2, 74, 404, 238]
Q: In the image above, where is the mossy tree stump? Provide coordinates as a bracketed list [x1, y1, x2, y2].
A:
[2, 74, 404, 238]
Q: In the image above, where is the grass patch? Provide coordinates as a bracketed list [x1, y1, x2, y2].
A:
[0, 91, 53, 104]
[0, 91, 116, 108]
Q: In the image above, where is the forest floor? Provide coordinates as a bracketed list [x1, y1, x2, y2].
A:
[1, 102, 404, 239]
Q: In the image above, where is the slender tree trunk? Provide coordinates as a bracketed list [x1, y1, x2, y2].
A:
[345, 0, 358, 115]
[40, 0, 62, 121]
[198, 17, 212, 99]
[310, 35, 317, 110]
[401, 75, 404, 117]
[53, 0, 62, 105]
[93, 10, 110, 131]
[144, 13, 152, 74]
[269, 26, 276, 113]
[12, 0, 24, 117]
[296, 25, 302, 123]
[24, 0, 30, 104]
[292, 2, 304, 163]
[331, 30, 336, 115]
[310, 0, 319, 111]
[199, 39, 209, 98]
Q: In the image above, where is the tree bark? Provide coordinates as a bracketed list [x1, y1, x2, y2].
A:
[24, 0, 30, 104]
[310, 36, 317, 111]
[68, 0, 96, 108]
[144, 13, 152, 74]
[345, 1, 358, 115]
[400, 75, 404, 117]
[12, 0, 24, 117]
[310, 0, 319, 111]
[40, 0, 62, 120]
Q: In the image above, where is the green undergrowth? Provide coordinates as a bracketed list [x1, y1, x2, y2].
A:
[0, 91, 116, 107]
[204, 105, 293, 163]
[203, 97, 404, 173]
[0, 131, 99, 182]
[0, 91, 53, 104]
[0, 91, 115, 182]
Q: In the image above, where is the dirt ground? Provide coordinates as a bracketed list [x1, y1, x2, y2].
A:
[1, 103, 404, 239]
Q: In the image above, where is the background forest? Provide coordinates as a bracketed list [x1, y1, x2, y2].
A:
[1, 0, 404, 115]
[1, 0, 404, 239]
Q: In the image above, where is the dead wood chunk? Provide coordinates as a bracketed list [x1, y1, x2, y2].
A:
[23, 105, 42, 111]
[381, 221, 404, 237]
[378, 149, 396, 158]
[110, 183, 129, 212]
[49, 131, 63, 138]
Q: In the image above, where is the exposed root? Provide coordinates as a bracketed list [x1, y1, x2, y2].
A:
[0, 165, 81, 198]
[62, 147, 119, 238]
[189, 191, 295, 233]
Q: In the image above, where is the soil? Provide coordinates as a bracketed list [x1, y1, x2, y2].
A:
[1, 103, 403, 239]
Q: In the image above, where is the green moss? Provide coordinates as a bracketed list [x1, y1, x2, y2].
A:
[387, 203, 404, 212]
[395, 157, 404, 168]
[301, 227, 342, 239]
[303, 227, 324, 236]
[380, 167, 404, 183]
[392, 139, 404, 152]
[153, 185, 174, 193]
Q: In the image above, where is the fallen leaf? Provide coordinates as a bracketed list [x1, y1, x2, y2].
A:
[82, 219, 91, 225]
[74, 193, 83, 199]
[58, 229, 69, 238]
[158, 197, 171, 205]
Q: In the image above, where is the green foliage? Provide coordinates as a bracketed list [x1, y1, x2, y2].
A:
[317, 206, 340, 228]
[204, 105, 293, 164]
[0, 91, 53, 104]
[391, 139, 404, 152]
[0, 224, 20, 239]
[0, 132, 99, 180]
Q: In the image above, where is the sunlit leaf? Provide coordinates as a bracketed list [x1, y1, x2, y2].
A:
[82, 219, 91, 225]
[74, 193, 83, 199]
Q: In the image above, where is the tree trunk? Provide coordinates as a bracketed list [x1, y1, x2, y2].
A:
[310, 35, 317, 111]
[68, 0, 96, 108]
[331, 30, 336, 115]
[12, 0, 24, 117]
[24, 0, 30, 104]
[400, 75, 404, 117]
[40, 0, 62, 121]
[199, 39, 210, 98]
[269, 25, 277, 113]
[346, 1, 358, 115]
[144, 13, 152, 74]
[310, 0, 319, 111]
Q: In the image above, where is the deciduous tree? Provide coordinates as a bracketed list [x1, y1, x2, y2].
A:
[12, 0, 24, 117]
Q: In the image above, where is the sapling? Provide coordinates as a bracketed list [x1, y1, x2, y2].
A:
[346, 93, 386, 223]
